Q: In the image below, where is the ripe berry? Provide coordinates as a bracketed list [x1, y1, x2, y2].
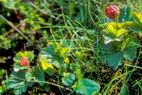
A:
[20, 57, 29, 66]
[105, 5, 119, 20]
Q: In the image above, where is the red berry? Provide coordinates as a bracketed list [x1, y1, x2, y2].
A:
[105, 5, 119, 20]
[20, 57, 29, 66]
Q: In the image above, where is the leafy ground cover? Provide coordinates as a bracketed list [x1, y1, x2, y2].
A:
[0, 0, 142, 95]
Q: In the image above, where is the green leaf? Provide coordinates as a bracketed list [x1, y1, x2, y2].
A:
[101, 35, 139, 69]
[62, 73, 75, 86]
[58, 64, 67, 75]
[130, 23, 142, 36]
[0, 86, 5, 94]
[61, 40, 76, 48]
[40, 44, 55, 58]
[76, 51, 82, 59]
[4, 0, 21, 9]
[0, 57, 6, 63]
[121, 36, 139, 61]
[72, 78, 100, 95]
[107, 51, 123, 70]
[55, 46, 69, 57]
[123, 47, 137, 61]
[103, 23, 126, 44]
[32, 67, 45, 86]
[5, 70, 33, 95]
[25, 70, 34, 81]
[0, 0, 7, 2]
[25, 67, 45, 86]
[92, 92, 102, 95]
[133, 12, 142, 26]
[39, 44, 64, 68]
[40, 56, 54, 76]
[0, 69, 6, 79]
[120, 84, 129, 95]
[102, 22, 134, 29]
[101, 41, 123, 70]
[23, 51, 34, 62]
[70, 64, 83, 79]
[11, 69, 27, 80]
[75, 68, 83, 80]
[116, 29, 126, 37]
[118, 6, 132, 22]
[14, 51, 34, 63]
[13, 63, 27, 72]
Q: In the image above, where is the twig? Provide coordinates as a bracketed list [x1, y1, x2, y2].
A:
[28, 2, 56, 19]
[32, 80, 72, 91]
[0, 15, 32, 44]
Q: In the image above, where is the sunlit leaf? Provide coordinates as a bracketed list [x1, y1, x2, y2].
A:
[116, 29, 126, 37]
[14, 51, 34, 63]
[40, 57, 54, 76]
[0, 69, 6, 79]
[64, 57, 69, 64]
[55, 46, 69, 57]
[103, 23, 126, 44]
[133, 12, 142, 26]
[0, 57, 7, 63]
[0, 86, 5, 94]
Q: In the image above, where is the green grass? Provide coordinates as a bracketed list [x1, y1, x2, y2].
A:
[0, 0, 142, 95]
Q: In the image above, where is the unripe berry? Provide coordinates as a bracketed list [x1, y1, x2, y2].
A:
[20, 57, 29, 66]
[105, 5, 119, 20]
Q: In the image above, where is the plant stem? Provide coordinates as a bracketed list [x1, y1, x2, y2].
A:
[32, 80, 72, 91]
[0, 15, 32, 44]
[115, 18, 118, 29]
